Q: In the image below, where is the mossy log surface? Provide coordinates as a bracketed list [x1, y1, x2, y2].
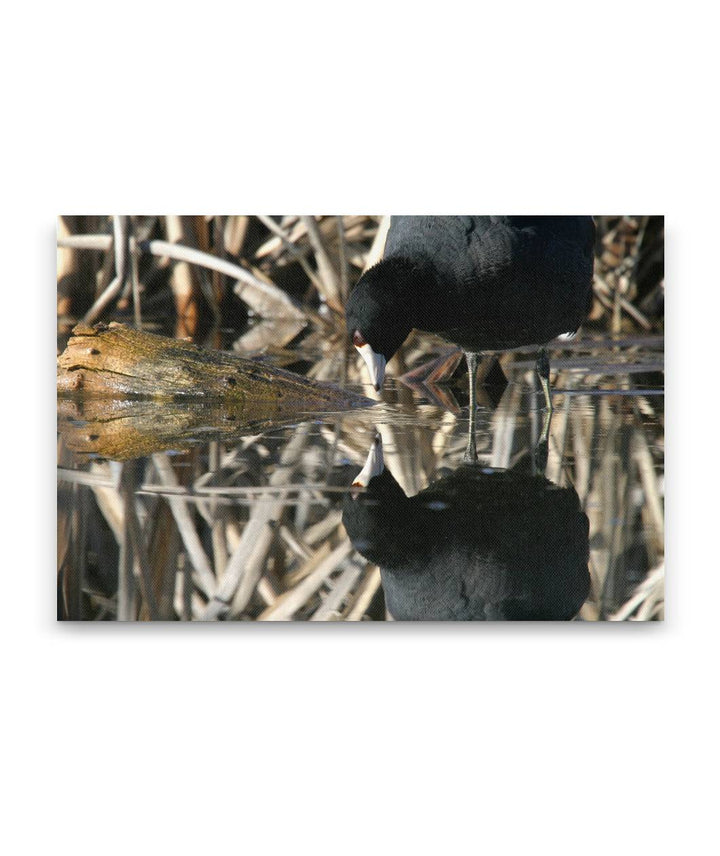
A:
[58, 323, 370, 411]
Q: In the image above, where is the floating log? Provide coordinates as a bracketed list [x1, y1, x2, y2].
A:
[57, 323, 369, 410]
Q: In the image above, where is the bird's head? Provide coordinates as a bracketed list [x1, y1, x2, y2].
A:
[345, 260, 415, 390]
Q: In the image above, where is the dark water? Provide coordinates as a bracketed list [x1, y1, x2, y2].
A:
[57, 335, 664, 621]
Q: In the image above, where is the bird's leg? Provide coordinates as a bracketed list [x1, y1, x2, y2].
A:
[536, 348, 553, 415]
[533, 408, 551, 476]
[463, 351, 480, 463]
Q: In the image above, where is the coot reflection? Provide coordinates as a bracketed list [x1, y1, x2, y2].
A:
[342, 436, 590, 621]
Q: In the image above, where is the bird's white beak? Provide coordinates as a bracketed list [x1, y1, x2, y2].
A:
[355, 343, 386, 391]
[351, 434, 385, 498]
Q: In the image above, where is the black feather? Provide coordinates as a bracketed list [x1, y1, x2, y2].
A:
[346, 215, 595, 358]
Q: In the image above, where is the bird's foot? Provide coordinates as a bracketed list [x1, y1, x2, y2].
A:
[399, 348, 464, 386]
[398, 349, 464, 413]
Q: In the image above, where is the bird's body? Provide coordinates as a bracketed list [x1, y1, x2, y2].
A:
[346, 215, 595, 378]
[382, 215, 595, 352]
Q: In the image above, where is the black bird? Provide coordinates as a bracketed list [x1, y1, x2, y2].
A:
[342, 436, 590, 621]
[346, 216, 595, 459]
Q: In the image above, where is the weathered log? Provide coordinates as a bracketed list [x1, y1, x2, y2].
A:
[57, 323, 369, 410]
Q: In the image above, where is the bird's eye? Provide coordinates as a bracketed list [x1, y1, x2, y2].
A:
[352, 330, 367, 348]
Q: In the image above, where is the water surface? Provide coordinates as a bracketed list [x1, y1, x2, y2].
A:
[57, 334, 664, 621]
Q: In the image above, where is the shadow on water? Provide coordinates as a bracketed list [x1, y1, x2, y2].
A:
[57, 333, 664, 622]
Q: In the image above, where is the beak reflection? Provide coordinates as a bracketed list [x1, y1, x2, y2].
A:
[351, 434, 385, 499]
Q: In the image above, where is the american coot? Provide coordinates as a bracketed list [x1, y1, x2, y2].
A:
[346, 216, 595, 460]
[342, 435, 590, 621]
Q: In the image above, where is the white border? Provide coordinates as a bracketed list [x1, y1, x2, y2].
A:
[5, 3, 717, 854]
